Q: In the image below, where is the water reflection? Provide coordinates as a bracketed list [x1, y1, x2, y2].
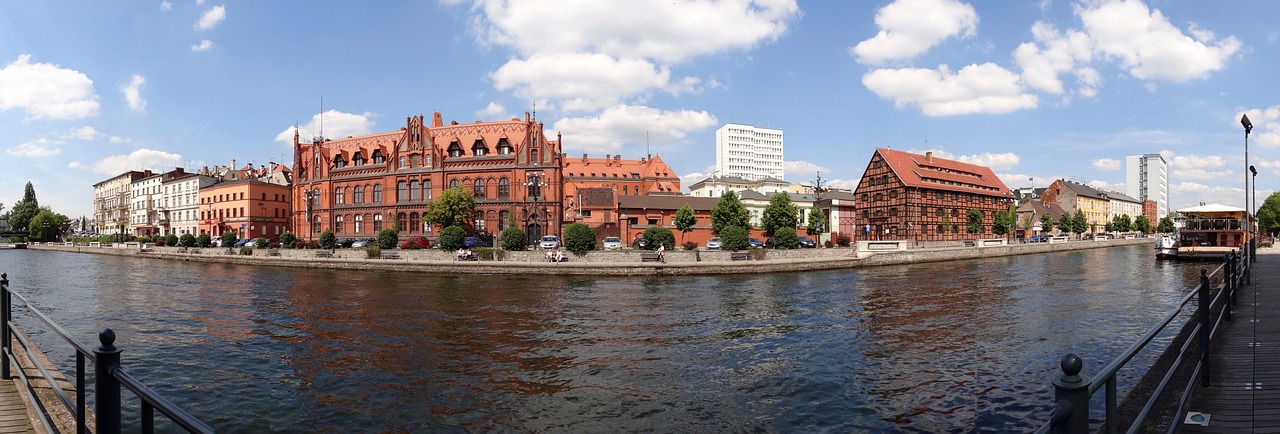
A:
[0, 246, 1203, 432]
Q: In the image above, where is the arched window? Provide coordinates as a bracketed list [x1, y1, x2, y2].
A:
[335, 215, 345, 234]
[498, 177, 510, 199]
[450, 179, 459, 189]
[353, 186, 364, 204]
[531, 149, 539, 165]
[354, 214, 364, 233]
[397, 181, 407, 202]
[373, 214, 383, 232]
[334, 187, 344, 205]
[474, 178, 486, 198]
[372, 184, 382, 203]
[409, 213, 421, 234]
[396, 213, 407, 233]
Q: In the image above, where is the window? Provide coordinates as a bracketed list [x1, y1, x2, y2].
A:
[889, 190, 898, 199]
[889, 208, 898, 216]
[409, 213, 421, 234]
[423, 180, 431, 200]
[936, 207, 944, 217]
[335, 215, 344, 234]
[874, 193, 883, 202]
[474, 178, 486, 198]
[951, 209, 959, 217]
[334, 155, 347, 168]
[335, 187, 344, 205]
[396, 213, 407, 233]
[497, 139, 513, 155]
[531, 149, 538, 165]
[372, 184, 382, 203]
[424, 154, 431, 167]
[498, 178, 509, 199]
[397, 181, 407, 202]
[407, 180, 418, 201]
[951, 193, 958, 200]
[861, 210, 869, 218]
[354, 214, 364, 233]
[450, 179, 459, 189]
[411, 154, 420, 168]
[312, 215, 321, 235]
[474, 211, 485, 232]
[373, 214, 383, 232]
[352, 152, 365, 166]
[354, 186, 364, 204]
[472, 140, 488, 156]
[499, 210, 509, 230]
[448, 141, 463, 158]
[372, 150, 385, 164]
[399, 156, 408, 169]
[527, 175, 542, 198]
[937, 191, 944, 200]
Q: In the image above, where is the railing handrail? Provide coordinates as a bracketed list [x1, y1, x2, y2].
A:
[1, 273, 214, 434]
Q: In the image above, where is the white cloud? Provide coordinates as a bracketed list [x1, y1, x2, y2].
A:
[475, 101, 508, 119]
[1078, 0, 1241, 82]
[196, 5, 225, 30]
[81, 148, 183, 175]
[160, 1, 172, 11]
[924, 148, 1020, 171]
[1240, 106, 1280, 149]
[1087, 179, 1121, 191]
[826, 178, 861, 191]
[679, 165, 717, 190]
[1013, 21, 1095, 96]
[1091, 158, 1120, 170]
[6, 138, 62, 157]
[851, 0, 979, 65]
[191, 39, 214, 52]
[0, 54, 100, 119]
[275, 109, 376, 144]
[782, 160, 831, 183]
[109, 136, 129, 144]
[1168, 153, 1232, 181]
[551, 105, 717, 155]
[66, 126, 101, 141]
[1171, 181, 1243, 209]
[120, 74, 146, 112]
[862, 63, 1039, 116]
[490, 53, 675, 112]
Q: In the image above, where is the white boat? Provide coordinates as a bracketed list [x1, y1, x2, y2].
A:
[1155, 234, 1177, 259]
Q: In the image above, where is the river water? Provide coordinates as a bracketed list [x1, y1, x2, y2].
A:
[0, 245, 1207, 432]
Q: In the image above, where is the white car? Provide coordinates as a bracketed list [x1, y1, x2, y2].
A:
[602, 236, 622, 250]
[539, 235, 560, 249]
[706, 237, 721, 250]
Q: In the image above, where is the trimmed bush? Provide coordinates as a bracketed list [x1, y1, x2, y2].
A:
[165, 234, 180, 246]
[836, 232, 852, 247]
[438, 225, 466, 251]
[239, 246, 253, 255]
[280, 232, 297, 249]
[563, 223, 596, 255]
[771, 227, 800, 249]
[220, 232, 237, 248]
[365, 247, 381, 258]
[475, 247, 503, 261]
[179, 234, 196, 247]
[719, 225, 749, 251]
[196, 233, 212, 248]
[500, 226, 526, 251]
[641, 226, 675, 251]
[319, 230, 336, 249]
[376, 229, 398, 250]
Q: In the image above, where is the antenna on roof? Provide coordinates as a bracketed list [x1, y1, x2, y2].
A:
[646, 131, 651, 159]
[319, 95, 324, 142]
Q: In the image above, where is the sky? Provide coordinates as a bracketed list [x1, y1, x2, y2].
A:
[1, 0, 1278, 219]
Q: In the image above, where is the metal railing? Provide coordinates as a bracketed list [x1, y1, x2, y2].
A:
[1036, 250, 1247, 433]
[0, 273, 213, 434]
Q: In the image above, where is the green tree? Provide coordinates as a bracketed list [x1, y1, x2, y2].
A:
[376, 228, 398, 249]
[1057, 213, 1073, 235]
[760, 193, 799, 237]
[771, 226, 800, 249]
[1258, 192, 1280, 235]
[424, 187, 476, 232]
[942, 215, 952, 233]
[9, 182, 40, 231]
[279, 232, 297, 248]
[1133, 215, 1152, 234]
[29, 208, 67, 242]
[438, 225, 466, 250]
[318, 230, 336, 249]
[806, 208, 826, 237]
[965, 209, 983, 234]
[1072, 209, 1088, 235]
[165, 234, 179, 246]
[220, 231, 238, 248]
[563, 223, 596, 254]
[673, 204, 696, 243]
[197, 233, 212, 247]
[993, 205, 1015, 237]
[1116, 214, 1132, 232]
[719, 225, 749, 251]
[500, 226, 526, 251]
[641, 225, 675, 250]
[710, 191, 750, 236]
[1157, 215, 1176, 233]
[179, 233, 196, 247]
[1040, 213, 1055, 234]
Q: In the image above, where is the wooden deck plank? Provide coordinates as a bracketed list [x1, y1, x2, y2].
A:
[0, 378, 35, 434]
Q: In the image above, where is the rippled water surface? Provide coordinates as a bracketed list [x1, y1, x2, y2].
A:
[0, 246, 1207, 432]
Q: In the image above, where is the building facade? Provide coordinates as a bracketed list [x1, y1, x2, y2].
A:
[688, 175, 791, 198]
[854, 148, 1015, 242]
[1041, 180, 1110, 234]
[93, 170, 153, 240]
[292, 112, 562, 245]
[1105, 191, 1144, 228]
[1126, 153, 1168, 220]
[199, 179, 292, 240]
[162, 172, 219, 237]
[715, 123, 783, 181]
[561, 153, 681, 239]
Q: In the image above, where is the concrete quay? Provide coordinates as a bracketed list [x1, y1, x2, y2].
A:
[23, 237, 1150, 276]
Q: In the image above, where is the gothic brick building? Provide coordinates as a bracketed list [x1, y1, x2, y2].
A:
[854, 148, 1015, 242]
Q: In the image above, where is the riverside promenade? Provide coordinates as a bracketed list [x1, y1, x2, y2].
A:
[1179, 249, 1280, 433]
[21, 237, 1150, 276]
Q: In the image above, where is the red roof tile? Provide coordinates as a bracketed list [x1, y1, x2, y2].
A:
[876, 148, 1013, 198]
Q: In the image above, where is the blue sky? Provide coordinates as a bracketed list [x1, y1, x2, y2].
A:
[1, 0, 1276, 219]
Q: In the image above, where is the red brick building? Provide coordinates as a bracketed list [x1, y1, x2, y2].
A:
[291, 112, 562, 244]
[854, 148, 1015, 242]
[561, 153, 682, 239]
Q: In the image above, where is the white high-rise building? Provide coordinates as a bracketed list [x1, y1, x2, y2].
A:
[715, 123, 783, 181]
[1126, 153, 1168, 219]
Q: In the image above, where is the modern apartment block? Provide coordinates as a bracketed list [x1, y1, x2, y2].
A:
[715, 123, 783, 181]
[1125, 154, 1168, 220]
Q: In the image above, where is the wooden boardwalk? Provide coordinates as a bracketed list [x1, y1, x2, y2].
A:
[1180, 249, 1280, 433]
[0, 378, 34, 434]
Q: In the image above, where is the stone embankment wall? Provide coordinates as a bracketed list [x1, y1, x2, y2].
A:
[20, 238, 1151, 276]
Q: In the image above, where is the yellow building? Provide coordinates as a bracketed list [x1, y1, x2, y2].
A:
[1042, 179, 1109, 234]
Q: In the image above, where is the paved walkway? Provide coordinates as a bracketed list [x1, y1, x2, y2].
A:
[0, 378, 34, 434]
[1180, 249, 1280, 433]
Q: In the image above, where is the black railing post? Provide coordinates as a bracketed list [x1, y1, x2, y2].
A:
[1224, 253, 1233, 323]
[1052, 353, 1090, 434]
[1198, 268, 1211, 388]
[1, 273, 9, 380]
[95, 329, 122, 434]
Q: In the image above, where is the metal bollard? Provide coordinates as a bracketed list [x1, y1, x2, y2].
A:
[1052, 353, 1090, 434]
[1198, 268, 1211, 388]
[1225, 253, 1233, 323]
[95, 329, 122, 434]
[0, 273, 8, 381]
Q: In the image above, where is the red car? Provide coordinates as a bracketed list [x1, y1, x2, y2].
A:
[399, 236, 431, 249]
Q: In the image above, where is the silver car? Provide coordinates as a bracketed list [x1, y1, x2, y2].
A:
[539, 235, 560, 249]
[351, 238, 373, 248]
[706, 237, 721, 250]
[602, 236, 622, 250]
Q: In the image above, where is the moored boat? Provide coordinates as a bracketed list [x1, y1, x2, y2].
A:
[1173, 204, 1250, 260]
[1155, 234, 1177, 259]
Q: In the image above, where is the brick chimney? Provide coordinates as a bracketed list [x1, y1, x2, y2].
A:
[925, 152, 932, 163]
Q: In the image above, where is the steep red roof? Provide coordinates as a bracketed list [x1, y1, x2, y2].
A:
[876, 148, 1013, 198]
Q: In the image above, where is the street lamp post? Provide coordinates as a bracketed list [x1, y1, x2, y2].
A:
[1242, 114, 1253, 270]
[525, 174, 547, 246]
[810, 171, 827, 246]
[304, 189, 314, 242]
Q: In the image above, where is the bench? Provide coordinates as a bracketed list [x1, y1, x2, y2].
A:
[314, 250, 333, 258]
[190, 248, 201, 255]
[640, 252, 663, 262]
[175, 247, 188, 254]
[223, 248, 236, 255]
[379, 251, 400, 260]
[266, 249, 281, 257]
[730, 252, 750, 261]
[456, 253, 478, 261]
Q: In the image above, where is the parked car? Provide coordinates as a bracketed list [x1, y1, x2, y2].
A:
[351, 238, 373, 248]
[463, 236, 485, 248]
[1081, 234, 1094, 240]
[233, 238, 251, 247]
[337, 238, 356, 248]
[400, 236, 431, 249]
[748, 237, 765, 248]
[634, 238, 647, 249]
[797, 236, 817, 248]
[602, 236, 623, 250]
[705, 237, 721, 250]
[1028, 235, 1049, 243]
[244, 238, 274, 248]
[539, 235, 561, 249]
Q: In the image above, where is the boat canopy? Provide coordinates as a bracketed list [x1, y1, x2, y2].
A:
[1176, 203, 1247, 219]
